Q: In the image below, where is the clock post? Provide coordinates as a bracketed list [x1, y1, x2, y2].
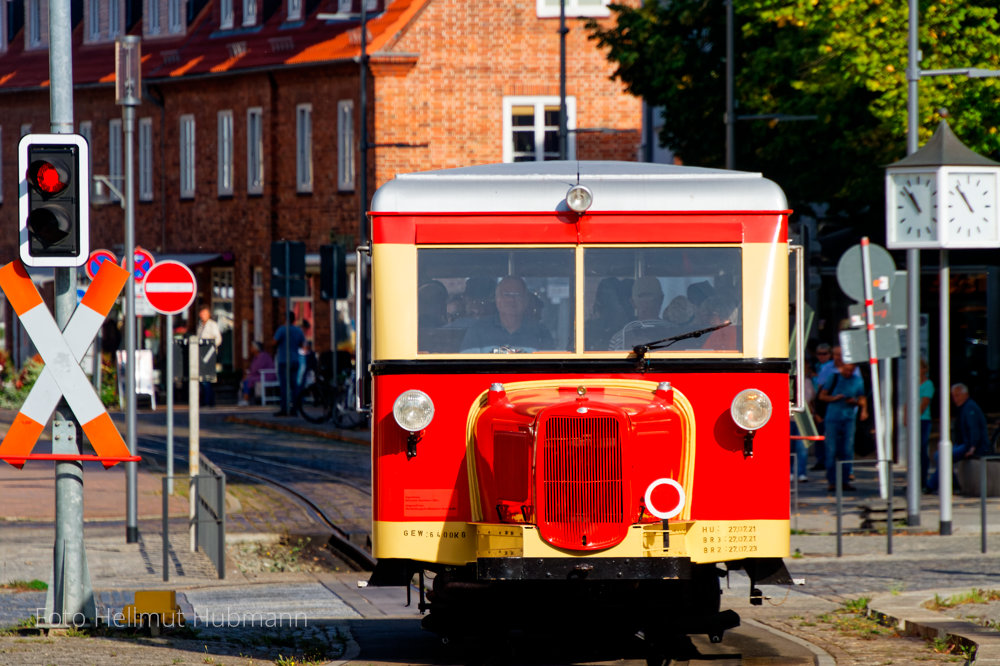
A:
[886, 119, 1000, 534]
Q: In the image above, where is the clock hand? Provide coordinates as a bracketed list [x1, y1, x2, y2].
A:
[903, 187, 922, 213]
[955, 183, 974, 212]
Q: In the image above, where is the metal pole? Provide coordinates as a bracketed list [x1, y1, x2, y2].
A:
[124, 102, 138, 544]
[835, 464, 843, 557]
[283, 242, 291, 414]
[358, 1, 371, 404]
[905, 0, 922, 527]
[860, 238, 888, 498]
[939, 249, 952, 534]
[162, 476, 169, 581]
[724, 0, 734, 169]
[558, 0, 568, 161]
[887, 458, 894, 554]
[188, 335, 199, 551]
[166, 312, 174, 495]
[44, 0, 96, 628]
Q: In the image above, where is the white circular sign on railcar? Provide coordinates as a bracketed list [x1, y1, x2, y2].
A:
[644, 477, 686, 520]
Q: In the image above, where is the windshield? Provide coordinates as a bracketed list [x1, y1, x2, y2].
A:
[415, 246, 742, 354]
[417, 248, 575, 353]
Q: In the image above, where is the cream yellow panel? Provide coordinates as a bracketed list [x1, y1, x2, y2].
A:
[372, 244, 418, 360]
[374, 519, 789, 566]
[742, 242, 788, 359]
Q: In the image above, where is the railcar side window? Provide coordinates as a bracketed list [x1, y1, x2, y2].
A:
[418, 248, 575, 354]
[584, 248, 742, 352]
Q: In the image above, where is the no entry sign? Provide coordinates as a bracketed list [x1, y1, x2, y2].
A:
[143, 260, 197, 315]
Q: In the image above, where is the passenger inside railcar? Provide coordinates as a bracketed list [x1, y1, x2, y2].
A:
[460, 276, 556, 352]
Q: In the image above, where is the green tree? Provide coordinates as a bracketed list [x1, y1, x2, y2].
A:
[588, 0, 1000, 231]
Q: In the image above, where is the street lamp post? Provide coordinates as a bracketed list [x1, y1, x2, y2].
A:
[116, 35, 141, 543]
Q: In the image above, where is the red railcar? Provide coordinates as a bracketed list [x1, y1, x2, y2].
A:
[360, 161, 802, 647]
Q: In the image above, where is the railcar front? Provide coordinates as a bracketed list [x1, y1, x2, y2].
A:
[364, 162, 796, 643]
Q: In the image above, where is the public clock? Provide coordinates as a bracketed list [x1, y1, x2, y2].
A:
[943, 170, 999, 248]
[886, 171, 938, 248]
[886, 171, 938, 247]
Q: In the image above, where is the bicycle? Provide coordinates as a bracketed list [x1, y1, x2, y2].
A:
[298, 360, 366, 428]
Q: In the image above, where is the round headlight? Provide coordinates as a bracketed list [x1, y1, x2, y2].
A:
[393, 390, 435, 432]
[730, 388, 772, 431]
[565, 185, 593, 213]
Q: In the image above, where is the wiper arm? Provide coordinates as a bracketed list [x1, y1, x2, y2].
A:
[632, 320, 733, 364]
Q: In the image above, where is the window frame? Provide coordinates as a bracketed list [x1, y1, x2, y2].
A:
[220, 0, 234, 28]
[28, 0, 44, 47]
[502, 96, 576, 163]
[179, 114, 196, 200]
[147, 0, 161, 34]
[139, 117, 154, 201]
[242, 0, 257, 26]
[247, 107, 264, 195]
[286, 0, 301, 21]
[337, 99, 355, 192]
[168, 0, 183, 33]
[217, 110, 234, 197]
[296, 103, 313, 193]
[109, 118, 123, 203]
[108, 0, 120, 38]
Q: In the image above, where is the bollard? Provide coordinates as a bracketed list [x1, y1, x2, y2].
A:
[980, 455, 1000, 554]
[834, 458, 894, 558]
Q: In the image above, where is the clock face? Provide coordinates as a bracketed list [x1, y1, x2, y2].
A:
[890, 172, 937, 244]
[946, 171, 998, 245]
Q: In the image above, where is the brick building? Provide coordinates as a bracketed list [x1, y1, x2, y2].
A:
[0, 0, 642, 390]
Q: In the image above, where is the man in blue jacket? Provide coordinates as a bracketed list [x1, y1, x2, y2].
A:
[928, 383, 992, 492]
[818, 362, 868, 492]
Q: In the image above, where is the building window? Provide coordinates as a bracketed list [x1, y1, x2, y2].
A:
[109, 118, 123, 202]
[79, 121, 93, 198]
[139, 118, 153, 201]
[296, 104, 312, 193]
[536, 0, 609, 18]
[109, 0, 120, 37]
[88, 0, 100, 40]
[287, 0, 301, 21]
[337, 100, 355, 191]
[148, 0, 161, 34]
[220, 0, 233, 29]
[502, 96, 576, 162]
[218, 110, 233, 196]
[247, 107, 263, 195]
[28, 0, 43, 47]
[242, 0, 256, 26]
[168, 0, 183, 33]
[179, 114, 195, 199]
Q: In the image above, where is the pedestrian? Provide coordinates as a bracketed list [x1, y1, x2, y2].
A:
[197, 304, 222, 407]
[927, 383, 992, 492]
[818, 361, 868, 492]
[239, 340, 274, 406]
[273, 312, 305, 416]
[918, 358, 934, 492]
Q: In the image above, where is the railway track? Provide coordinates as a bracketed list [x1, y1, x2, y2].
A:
[136, 437, 376, 571]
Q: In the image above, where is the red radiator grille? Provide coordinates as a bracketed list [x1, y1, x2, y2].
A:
[537, 415, 627, 550]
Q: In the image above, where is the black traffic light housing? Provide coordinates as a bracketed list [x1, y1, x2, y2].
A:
[320, 243, 347, 300]
[18, 133, 90, 267]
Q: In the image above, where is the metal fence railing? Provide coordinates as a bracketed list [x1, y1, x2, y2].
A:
[161, 455, 226, 582]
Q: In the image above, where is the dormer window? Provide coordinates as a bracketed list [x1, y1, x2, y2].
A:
[221, 0, 234, 28]
[242, 0, 256, 26]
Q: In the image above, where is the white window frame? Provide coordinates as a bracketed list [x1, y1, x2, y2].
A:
[242, 0, 256, 26]
[287, 0, 301, 21]
[337, 100, 355, 192]
[148, 0, 161, 34]
[536, 0, 609, 18]
[502, 96, 576, 163]
[247, 107, 263, 195]
[109, 118, 123, 202]
[139, 117, 153, 201]
[108, 0, 120, 37]
[179, 114, 195, 199]
[220, 0, 233, 29]
[168, 0, 183, 33]
[217, 110, 233, 196]
[296, 104, 312, 193]
[28, 0, 43, 47]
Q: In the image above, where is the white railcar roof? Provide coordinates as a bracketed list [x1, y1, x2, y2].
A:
[370, 161, 788, 213]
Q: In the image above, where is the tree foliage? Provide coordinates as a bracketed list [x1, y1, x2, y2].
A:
[588, 0, 1000, 231]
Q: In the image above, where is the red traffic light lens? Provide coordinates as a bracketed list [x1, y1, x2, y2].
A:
[36, 162, 67, 193]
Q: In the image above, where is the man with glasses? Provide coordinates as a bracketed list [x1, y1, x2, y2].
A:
[461, 276, 555, 352]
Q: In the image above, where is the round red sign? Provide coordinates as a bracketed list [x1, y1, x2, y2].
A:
[143, 260, 197, 315]
[85, 249, 118, 281]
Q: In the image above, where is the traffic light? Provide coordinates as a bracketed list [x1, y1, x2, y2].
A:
[18, 133, 90, 267]
[320, 243, 347, 300]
